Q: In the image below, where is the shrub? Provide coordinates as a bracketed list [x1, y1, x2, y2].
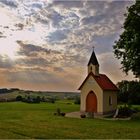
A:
[80, 114, 86, 118]
[117, 105, 133, 118]
[16, 95, 23, 101]
[46, 97, 56, 103]
[54, 108, 65, 117]
[54, 113, 57, 115]
[33, 96, 41, 103]
[41, 96, 45, 102]
[21, 96, 41, 103]
[131, 107, 139, 113]
[61, 113, 65, 116]
[56, 108, 61, 115]
[74, 97, 80, 104]
[131, 112, 140, 120]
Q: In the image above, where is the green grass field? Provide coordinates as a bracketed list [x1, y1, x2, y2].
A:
[0, 102, 140, 139]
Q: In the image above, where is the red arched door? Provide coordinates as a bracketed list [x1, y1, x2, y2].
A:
[86, 91, 97, 113]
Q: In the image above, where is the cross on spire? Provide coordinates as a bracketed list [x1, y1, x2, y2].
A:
[92, 46, 95, 50]
[88, 46, 99, 66]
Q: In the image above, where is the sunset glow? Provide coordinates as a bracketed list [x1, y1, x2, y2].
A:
[0, 0, 136, 91]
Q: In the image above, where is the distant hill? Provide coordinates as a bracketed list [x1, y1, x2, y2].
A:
[0, 88, 80, 102]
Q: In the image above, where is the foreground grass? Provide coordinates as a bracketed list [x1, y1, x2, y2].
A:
[0, 102, 140, 139]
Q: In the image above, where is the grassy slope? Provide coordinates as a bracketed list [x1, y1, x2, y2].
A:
[0, 102, 140, 139]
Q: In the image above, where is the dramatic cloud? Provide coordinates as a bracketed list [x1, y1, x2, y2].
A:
[53, 1, 83, 9]
[0, 0, 18, 8]
[0, 0, 136, 91]
[0, 55, 14, 69]
[17, 41, 51, 56]
[47, 29, 69, 43]
[0, 32, 6, 38]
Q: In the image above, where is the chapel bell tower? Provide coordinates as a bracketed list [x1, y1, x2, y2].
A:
[88, 49, 99, 76]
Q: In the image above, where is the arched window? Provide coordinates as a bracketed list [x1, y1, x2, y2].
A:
[109, 96, 112, 105]
[90, 66, 92, 71]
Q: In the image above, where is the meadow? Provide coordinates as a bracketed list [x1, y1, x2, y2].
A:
[0, 101, 140, 139]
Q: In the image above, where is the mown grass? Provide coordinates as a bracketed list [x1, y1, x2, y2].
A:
[0, 102, 140, 139]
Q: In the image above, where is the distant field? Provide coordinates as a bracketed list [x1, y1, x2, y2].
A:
[0, 90, 80, 101]
[0, 102, 140, 139]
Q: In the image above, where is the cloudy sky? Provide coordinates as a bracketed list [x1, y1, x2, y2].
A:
[0, 0, 136, 91]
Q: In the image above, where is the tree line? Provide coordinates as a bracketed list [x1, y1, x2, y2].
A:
[117, 80, 140, 105]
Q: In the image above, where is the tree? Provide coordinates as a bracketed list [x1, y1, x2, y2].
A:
[117, 81, 129, 104]
[113, 0, 140, 78]
[35, 96, 41, 103]
[16, 95, 23, 101]
[117, 80, 140, 105]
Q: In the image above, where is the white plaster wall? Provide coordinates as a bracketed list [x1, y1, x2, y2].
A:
[88, 64, 99, 75]
[103, 91, 117, 113]
[80, 75, 103, 113]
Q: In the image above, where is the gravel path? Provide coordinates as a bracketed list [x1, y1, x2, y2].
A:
[65, 111, 82, 118]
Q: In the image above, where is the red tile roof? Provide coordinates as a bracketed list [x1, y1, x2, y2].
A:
[78, 72, 118, 91]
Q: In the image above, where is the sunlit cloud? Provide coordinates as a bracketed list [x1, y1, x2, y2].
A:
[0, 38, 20, 59]
[0, 0, 135, 91]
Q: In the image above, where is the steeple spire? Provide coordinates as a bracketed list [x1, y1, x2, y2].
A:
[88, 48, 99, 75]
[88, 48, 99, 66]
